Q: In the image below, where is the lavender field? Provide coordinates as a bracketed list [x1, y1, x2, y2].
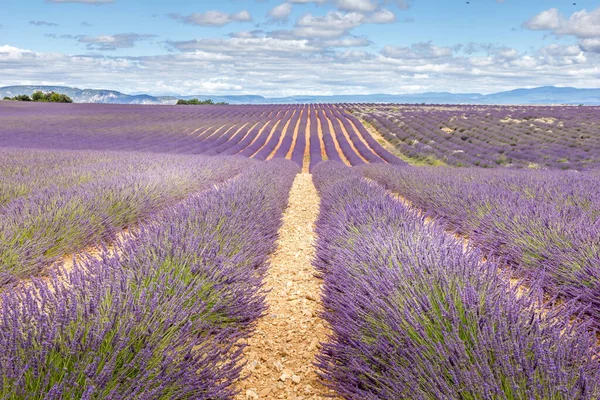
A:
[0, 101, 599, 399]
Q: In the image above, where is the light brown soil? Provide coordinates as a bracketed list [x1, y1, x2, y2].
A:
[302, 109, 311, 173]
[235, 173, 337, 400]
[236, 120, 272, 155]
[286, 109, 303, 160]
[325, 115, 351, 166]
[343, 117, 386, 163]
[334, 117, 369, 163]
[359, 118, 408, 160]
[267, 111, 295, 161]
[251, 119, 282, 158]
[314, 110, 327, 159]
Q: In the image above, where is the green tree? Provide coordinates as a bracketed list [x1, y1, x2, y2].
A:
[31, 91, 46, 102]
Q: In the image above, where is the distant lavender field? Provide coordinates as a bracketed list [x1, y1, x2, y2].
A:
[353, 104, 600, 170]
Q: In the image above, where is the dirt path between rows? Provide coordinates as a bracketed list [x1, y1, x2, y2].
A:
[236, 173, 336, 400]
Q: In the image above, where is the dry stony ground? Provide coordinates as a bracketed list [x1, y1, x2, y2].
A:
[236, 173, 338, 400]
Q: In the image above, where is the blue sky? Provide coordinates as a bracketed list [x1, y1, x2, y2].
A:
[1, 0, 599, 96]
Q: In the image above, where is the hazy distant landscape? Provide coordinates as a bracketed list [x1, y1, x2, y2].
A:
[2, 85, 600, 105]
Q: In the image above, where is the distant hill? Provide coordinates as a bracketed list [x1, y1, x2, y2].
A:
[1, 85, 599, 105]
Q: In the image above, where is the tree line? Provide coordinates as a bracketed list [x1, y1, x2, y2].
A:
[176, 99, 228, 105]
[3, 91, 73, 103]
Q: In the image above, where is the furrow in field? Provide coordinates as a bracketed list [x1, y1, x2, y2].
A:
[235, 173, 337, 400]
[303, 108, 312, 173]
[343, 117, 386, 163]
[315, 110, 327, 159]
[334, 116, 370, 163]
[286, 109, 304, 160]
[324, 113, 351, 165]
[250, 120, 282, 158]
[267, 110, 295, 160]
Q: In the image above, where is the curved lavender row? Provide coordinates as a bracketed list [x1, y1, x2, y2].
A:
[331, 109, 381, 164]
[316, 108, 342, 163]
[341, 111, 407, 165]
[359, 163, 600, 326]
[290, 107, 308, 166]
[0, 159, 299, 399]
[324, 110, 364, 166]
[0, 155, 255, 286]
[272, 110, 301, 159]
[312, 161, 600, 399]
[253, 110, 293, 160]
[309, 109, 322, 172]
[351, 104, 600, 170]
[238, 117, 281, 157]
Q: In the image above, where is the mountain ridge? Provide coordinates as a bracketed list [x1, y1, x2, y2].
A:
[1, 85, 599, 105]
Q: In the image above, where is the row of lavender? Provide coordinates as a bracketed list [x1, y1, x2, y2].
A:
[0, 160, 299, 398]
[313, 161, 600, 399]
[0, 102, 404, 168]
[360, 164, 600, 327]
[0, 148, 255, 286]
[353, 104, 600, 170]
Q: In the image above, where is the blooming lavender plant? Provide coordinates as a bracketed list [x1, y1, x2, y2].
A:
[313, 161, 600, 399]
[0, 152, 255, 286]
[0, 159, 299, 399]
[359, 163, 600, 327]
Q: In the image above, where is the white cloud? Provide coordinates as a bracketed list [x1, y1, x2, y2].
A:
[382, 42, 454, 59]
[50, 33, 156, 51]
[579, 38, 600, 53]
[169, 10, 252, 27]
[524, 7, 600, 39]
[365, 9, 396, 23]
[336, 0, 377, 12]
[269, 3, 293, 20]
[2, 40, 600, 97]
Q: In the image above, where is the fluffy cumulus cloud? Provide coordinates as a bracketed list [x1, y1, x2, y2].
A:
[268, 3, 293, 20]
[382, 41, 455, 60]
[2, 35, 599, 98]
[524, 7, 600, 39]
[48, 33, 156, 51]
[3, 4, 600, 96]
[169, 11, 252, 27]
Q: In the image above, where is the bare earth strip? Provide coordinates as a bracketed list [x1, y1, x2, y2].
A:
[315, 110, 327, 159]
[334, 117, 370, 163]
[251, 119, 282, 158]
[303, 109, 311, 173]
[358, 118, 409, 160]
[236, 173, 337, 400]
[286, 109, 304, 160]
[344, 118, 386, 163]
[325, 115, 351, 166]
[267, 110, 295, 161]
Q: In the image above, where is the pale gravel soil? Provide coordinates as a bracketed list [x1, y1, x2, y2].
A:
[235, 173, 337, 400]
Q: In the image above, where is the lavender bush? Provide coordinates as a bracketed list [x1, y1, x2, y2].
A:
[359, 163, 600, 326]
[313, 161, 600, 399]
[0, 152, 254, 286]
[0, 159, 299, 399]
[352, 104, 600, 170]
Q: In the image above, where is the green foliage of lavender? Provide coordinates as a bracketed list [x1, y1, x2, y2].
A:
[359, 164, 600, 326]
[0, 150, 256, 286]
[312, 161, 600, 399]
[0, 160, 299, 399]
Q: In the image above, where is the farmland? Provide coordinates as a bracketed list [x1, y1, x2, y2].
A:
[0, 101, 599, 399]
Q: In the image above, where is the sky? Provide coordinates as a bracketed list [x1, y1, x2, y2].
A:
[1, 0, 599, 96]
